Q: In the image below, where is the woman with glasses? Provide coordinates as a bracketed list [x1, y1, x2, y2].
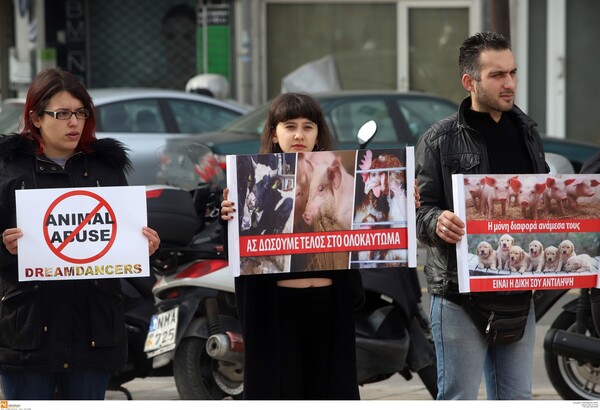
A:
[0, 67, 161, 400]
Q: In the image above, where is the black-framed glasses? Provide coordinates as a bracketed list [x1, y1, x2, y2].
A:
[43, 109, 90, 120]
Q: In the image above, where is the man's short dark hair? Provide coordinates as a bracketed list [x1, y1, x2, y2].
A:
[459, 32, 511, 80]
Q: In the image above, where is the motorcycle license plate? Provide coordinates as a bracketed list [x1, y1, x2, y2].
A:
[144, 306, 179, 358]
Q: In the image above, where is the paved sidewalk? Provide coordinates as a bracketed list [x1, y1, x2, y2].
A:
[105, 318, 563, 401]
[104, 372, 561, 401]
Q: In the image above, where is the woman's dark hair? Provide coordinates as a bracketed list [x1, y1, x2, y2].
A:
[259, 92, 334, 154]
[459, 31, 511, 80]
[22, 67, 97, 154]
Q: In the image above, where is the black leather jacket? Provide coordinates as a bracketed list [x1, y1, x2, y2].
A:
[0, 135, 133, 371]
[415, 97, 549, 295]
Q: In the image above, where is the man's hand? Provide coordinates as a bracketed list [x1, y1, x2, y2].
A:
[436, 210, 465, 244]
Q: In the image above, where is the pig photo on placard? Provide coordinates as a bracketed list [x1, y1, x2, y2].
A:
[464, 174, 600, 221]
[350, 148, 409, 268]
[290, 150, 356, 272]
[236, 152, 296, 274]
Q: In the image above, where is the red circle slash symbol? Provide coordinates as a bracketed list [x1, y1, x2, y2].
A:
[43, 190, 118, 264]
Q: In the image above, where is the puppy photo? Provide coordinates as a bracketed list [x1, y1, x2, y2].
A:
[528, 240, 545, 272]
[476, 241, 497, 270]
[544, 246, 560, 272]
[563, 254, 598, 273]
[509, 245, 532, 273]
[496, 234, 514, 270]
[557, 239, 577, 271]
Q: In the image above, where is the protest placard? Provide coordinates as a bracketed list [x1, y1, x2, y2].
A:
[226, 148, 416, 276]
[16, 186, 150, 281]
[453, 174, 600, 293]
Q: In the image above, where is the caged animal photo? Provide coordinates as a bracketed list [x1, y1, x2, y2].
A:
[351, 148, 409, 269]
[236, 153, 295, 236]
[236, 153, 296, 274]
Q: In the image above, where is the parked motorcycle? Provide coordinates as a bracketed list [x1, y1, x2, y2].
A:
[356, 267, 437, 397]
[536, 287, 600, 400]
[106, 274, 168, 400]
[150, 231, 437, 399]
[107, 183, 198, 399]
[355, 120, 437, 397]
[148, 221, 243, 400]
[106, 163, 233, 400]
[143, 129, 438, 399]
[144, 142, 243, 400]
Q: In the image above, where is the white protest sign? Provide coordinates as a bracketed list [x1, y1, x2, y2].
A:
[16, 186, 150, 281]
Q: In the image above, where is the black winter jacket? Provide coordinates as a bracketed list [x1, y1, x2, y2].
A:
[0, 134, 132, 371]
[415, 97, 548, 295]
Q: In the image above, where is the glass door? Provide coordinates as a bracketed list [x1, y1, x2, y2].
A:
[398, 0, 481, 104]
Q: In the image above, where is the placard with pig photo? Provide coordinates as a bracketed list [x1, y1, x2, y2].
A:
[452, 173, 600, 293]
[225, 148, 416, 276]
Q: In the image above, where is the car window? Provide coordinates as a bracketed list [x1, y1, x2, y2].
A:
[224, 105, 267, 134]
[165, 99, 242, 133]
[324, 100, 396, 144]
[0, 101, 25, 134]
[395, 97, 456, 140]
[97, 100, 166, 133]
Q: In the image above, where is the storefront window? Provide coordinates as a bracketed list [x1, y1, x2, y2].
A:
[266, 3, 396, 98]
[408, 7, 468, 104]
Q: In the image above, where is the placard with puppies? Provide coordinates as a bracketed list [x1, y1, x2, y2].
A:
[452, 173, 600, 293]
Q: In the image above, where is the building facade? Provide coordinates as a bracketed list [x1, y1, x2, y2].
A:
[2, 0, 600, 143]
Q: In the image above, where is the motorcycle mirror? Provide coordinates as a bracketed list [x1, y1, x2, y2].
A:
[358, 120, 377, 149]
[156, 140, 226, 191]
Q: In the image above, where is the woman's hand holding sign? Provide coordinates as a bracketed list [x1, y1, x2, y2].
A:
[143, 227, 161, 256]
[2, 228, 22, 255]
[221, 188, 235, 221]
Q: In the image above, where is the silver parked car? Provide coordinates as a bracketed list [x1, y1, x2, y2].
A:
[0, 89, 252, 185]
